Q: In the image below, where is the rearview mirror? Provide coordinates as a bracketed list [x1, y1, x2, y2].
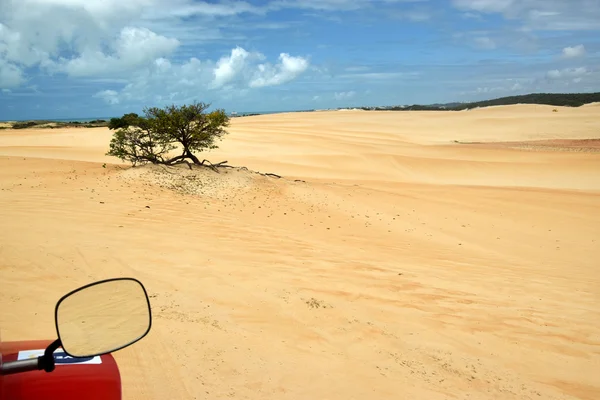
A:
[55, 278, 152, 358]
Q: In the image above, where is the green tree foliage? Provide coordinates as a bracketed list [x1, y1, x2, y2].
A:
[108, 113, 143, 130]
[106, 102, 230, 166]
[105, 124, 174, 166]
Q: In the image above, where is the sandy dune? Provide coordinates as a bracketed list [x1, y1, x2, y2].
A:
[1, 105, 599, 399]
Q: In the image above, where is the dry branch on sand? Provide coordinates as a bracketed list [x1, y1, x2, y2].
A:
[158, 159, 283, 180]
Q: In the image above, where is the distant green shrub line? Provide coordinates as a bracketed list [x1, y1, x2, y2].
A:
[12, 121, 38, 129]
[359, 92, 600, 111]
[10, 119, 108, 129]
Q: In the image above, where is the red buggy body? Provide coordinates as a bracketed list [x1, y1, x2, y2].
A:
[0, 277, 151, 399]
[0, 340, 122, 400]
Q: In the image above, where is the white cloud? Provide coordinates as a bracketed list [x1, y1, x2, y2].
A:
[268, 0, 431, 12]
[458, 77, 533, 97]
[389, 9, 432, 22]
[0, 59, 25, 88]
[546, 67, 598, 85]
[473, 36, 496, 49]
[0, 0, 181, 80]
[451, 0, 600, 30]
[452, 0, 515, 13]
[209, 48, 310, 90]
[164, 1, 263, 18]
[212, 47, 257, 89]
[0, 0, 158, 67]
[546, 67, 588, 80]
[93, 89, 120, 105]
[0, 0, 310, 103]
[345, 66, 370, 72]
[338, 71, 419, 80]
[561, 44, 586, 59]
[461, 12, 483, 19]
[334, 90, 356, 100]
[92, 48, 309, 105]
[460, 81, 523, 96]
[542, 66, 599, 88]
[268, 0, 365, 11]
[405, 11, 431, 22]
[249, 53, 309, 88]
[510, 82, 523, 91]
[58, 27, 180, 77]
[312, 95, 321, 101]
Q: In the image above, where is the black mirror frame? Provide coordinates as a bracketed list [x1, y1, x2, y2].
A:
[54, 277, 153, 358]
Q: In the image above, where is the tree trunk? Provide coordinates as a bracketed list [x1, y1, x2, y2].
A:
[164, 155, 186, 165]
[185, 150, 201, 165]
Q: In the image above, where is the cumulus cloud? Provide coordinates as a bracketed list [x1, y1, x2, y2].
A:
[249, 53, 309, 88]
[58, 27, 180, 77]
[0, 59, 25, 88]
[268, 0, 429, 12]
[453, 31, 506, 51]
[93, 89, 120, 105]
[460, 78, 534, 96]
[546, 67, 588, 80]
[0, 0, 310, 103]
[212, 47, 258, 89]
[451, 0, 600, 30]
[334, 91, 356, 100]
[0, 0, 180, 80]
[0, 0, 157, 66]
[90, 48, 309, 105]
[561, 44, 586, 59]
[268, 0, 367, 11]
[165, 1, 262, 18]
[460, 80, 525, 96]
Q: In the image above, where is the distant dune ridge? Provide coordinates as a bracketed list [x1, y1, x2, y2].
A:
[3, 92, 600, 125]
[1, 104, 599, 400]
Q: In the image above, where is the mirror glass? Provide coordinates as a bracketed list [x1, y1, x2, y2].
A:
[55, 278, 151, 358]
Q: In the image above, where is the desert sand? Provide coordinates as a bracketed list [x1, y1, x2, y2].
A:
[1, 105, 599, 399]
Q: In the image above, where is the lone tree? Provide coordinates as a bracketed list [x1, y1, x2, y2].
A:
[106, 102, 230, 167]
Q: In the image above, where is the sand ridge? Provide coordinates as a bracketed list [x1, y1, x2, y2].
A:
[0, 106, 599, 399]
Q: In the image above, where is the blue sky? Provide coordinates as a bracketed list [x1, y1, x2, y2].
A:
[0, 0, 599, 120]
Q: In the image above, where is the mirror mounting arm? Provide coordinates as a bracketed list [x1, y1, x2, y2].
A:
[40, 339, 61, 372]
[0, 339, 61, 375]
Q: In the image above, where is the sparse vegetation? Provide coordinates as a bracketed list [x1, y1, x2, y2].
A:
[106, 102, 230, 168]
[359, 92, 600, 112]
[7, 120, 109, 129]
[305, 297, 332, 309]
[12, 121, 38, 129]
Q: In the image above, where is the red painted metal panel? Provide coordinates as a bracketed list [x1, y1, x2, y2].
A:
[1, 340, 121, 400]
